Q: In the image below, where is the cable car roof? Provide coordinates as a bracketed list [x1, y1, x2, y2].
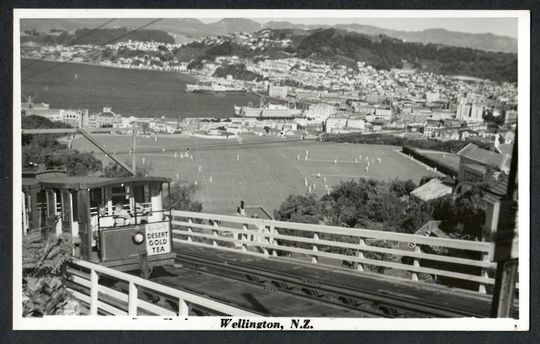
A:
[31, 175, 171, 190]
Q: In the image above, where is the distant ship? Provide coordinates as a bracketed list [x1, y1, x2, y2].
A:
[234, 102, 302, 119]
[186, 82, 246, 94]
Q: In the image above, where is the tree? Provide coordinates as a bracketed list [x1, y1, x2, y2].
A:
[45, 151, 102, 176]
[164, 182, 203, 212]
[389, 179, 417, 197]
[22, 223, 80, 316]
[273, 194, 322, 224]
[22, 116, 102, 176]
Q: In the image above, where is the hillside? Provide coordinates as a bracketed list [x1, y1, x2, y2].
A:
[178, 28, 517, 82]
[22, 28, 175, 45]
[21, 18, 517, 53]
[212, 64, 263, 81]
[294, 29, 517, 82]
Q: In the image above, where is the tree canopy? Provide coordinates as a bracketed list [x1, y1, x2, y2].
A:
[22, 116, 102, 176]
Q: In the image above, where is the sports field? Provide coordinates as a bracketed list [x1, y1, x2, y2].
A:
[72, 134, 442, 215]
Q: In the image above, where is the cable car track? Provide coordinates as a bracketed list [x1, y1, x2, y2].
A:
[173, 250, 494, 318]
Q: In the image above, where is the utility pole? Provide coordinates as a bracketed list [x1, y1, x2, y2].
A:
[132, 126, 137, 174]
[490, 127, 519, 318]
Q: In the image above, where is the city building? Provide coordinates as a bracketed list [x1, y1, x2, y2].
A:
[456, 143, 511, 184]
[505, 110, 518, 124]
[346, 118, 366, 130]
[374, 108, 393, 121]
[268, 85, 289, 99]
[410, 179, 453, 201]
[325, 115, 348, 133]
[304, 103, 337, 122]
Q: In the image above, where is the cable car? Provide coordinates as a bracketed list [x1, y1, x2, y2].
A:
[22, 171, 175, 275]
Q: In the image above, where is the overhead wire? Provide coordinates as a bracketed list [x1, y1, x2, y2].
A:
[22, 18, 163, 83]
[22, 18, 118, 71]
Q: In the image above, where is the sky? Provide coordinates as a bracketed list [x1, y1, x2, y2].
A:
[200, 17, 518, 39]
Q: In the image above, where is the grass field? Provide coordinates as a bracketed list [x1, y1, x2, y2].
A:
[72, 134, 442, 215]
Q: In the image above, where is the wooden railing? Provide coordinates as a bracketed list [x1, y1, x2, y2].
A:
[171, 210, 500, 294]
[67, 259, 259, 316]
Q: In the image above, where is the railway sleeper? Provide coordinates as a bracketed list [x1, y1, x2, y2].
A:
[271, 280, 294, 291]
[300, 287, 326, 298]
[375, 303, 404, 317]
[338, 296, 364, 307]
[244, 274, 268, 284]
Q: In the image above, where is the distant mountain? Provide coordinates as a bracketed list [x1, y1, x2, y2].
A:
[207, 18, 262, 35]
[263, 21, 323, 30]
[335, 25, 517, 54]
[20, 18, 518, 53]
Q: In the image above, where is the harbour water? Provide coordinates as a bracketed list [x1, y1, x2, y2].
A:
[21, 59, 261, 118]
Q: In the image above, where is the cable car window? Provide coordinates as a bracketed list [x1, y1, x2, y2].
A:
[134, 185, 146, 203]
[111, 186, 128, 208]
[89, 188, 102, 208]
[89, 188, 102, 215]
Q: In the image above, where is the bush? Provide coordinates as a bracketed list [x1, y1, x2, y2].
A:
[22, 226, 81, 316]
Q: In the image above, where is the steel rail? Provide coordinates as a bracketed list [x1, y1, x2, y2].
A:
[173, 250, 498, 318]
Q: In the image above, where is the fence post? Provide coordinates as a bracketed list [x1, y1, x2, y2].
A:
[312, 233, 319, 264]
[259, 223, 269, 257]
[356, 238, 366, 272]
[212, 221, 219, 247]
[128, 281, 138, 316]
[89, 269, 99, 315]
[178, 298, 189, 316]
[270, 224, 278, 257]
[411, 246, 422, 281]
[187, 218, 193, 242]
[241, 224, 248, 252]
[479, 252, 490, 294]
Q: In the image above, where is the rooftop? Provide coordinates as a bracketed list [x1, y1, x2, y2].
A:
[456, 143, 507, 169]
[410, 179, 453, 201]
[22, 175, 171, 190]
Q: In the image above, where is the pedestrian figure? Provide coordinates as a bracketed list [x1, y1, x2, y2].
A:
[198, 165, 202, 172]
[334, 159, 337, 164]
[304, 178, 308, 186]
[296, 154, 300, 160]
[323, 176, 327, 183]
[194, 180, 198, 186]
[237, 154, 240, 161]
[209, 176, 213, 183]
